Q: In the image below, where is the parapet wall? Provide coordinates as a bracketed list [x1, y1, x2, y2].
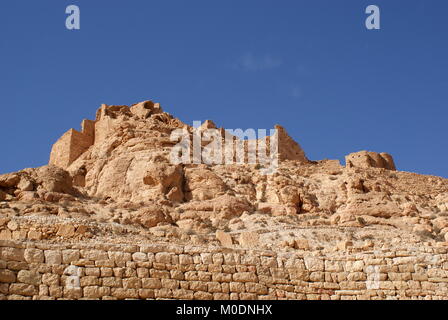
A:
[1, 240, 447, 300]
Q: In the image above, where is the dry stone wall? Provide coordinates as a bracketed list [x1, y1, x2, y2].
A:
[1, 240, 448, 300]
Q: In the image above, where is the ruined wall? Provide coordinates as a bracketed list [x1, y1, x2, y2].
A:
[346, 151, 396, 171]
[1, 240, 447, 300]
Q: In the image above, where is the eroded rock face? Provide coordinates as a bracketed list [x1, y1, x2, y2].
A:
[184, 167, 227, 201]
[130, 205, 173, 228]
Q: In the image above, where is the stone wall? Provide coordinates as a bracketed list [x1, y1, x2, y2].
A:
[1, 240, 447, 300]
[49, 122, 95, 170]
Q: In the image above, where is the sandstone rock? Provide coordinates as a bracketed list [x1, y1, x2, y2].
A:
[62, 250, 80, 264]
[17, 191, 38, 201]
[345, 151, 396, 171]
[413, 224, 433, 236]
[275, 125, 308, 163]
[212, 195, 253, 219]
[17, 270, 41, 286]
[433, 217, 448, 230]
[303, 256, 324, 271]
[132, 205, 172, 228]
[36, 165, 74, 194]
[130, 101, 163, 119]
[45, 250, 62, 265]
[0, 173, 20, 188]
[57, 224, 76, 238]
[24, 249, 44, 263]
[143, 163, 184, 202]
[17, 178, 33, 191]
[184, 168, 227, 201]
[337, 241, 353, 251]
[216, 230, 233, 247]
[0, 270, 16, 283]
[0, 98, 448, 301]
[0, 230, 12, 240]
[341, 193, 401, 218]
[258, 203, 297, 216]
[294, 239, 310, 250]
[27, 230, 43, 240]
[238, 232, 260, 248]
[49, 120, 95, 169]
[7, 220, 18, 231]
[12, 230, 27, 240]
[0, 190, 8, 201]
[1, 247, 25, 262]
[0, 217, 9, 227]
[9, 283, 37, 296]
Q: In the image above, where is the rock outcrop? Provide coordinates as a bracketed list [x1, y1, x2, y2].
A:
[345, 151, 396, 171]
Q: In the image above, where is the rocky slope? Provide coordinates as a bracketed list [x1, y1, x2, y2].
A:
[1, 100, 448, 254]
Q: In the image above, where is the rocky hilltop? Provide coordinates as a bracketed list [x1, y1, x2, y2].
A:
[1, 100, 448, 252]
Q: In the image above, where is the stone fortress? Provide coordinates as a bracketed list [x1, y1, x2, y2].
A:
[1, 100, 448, 300]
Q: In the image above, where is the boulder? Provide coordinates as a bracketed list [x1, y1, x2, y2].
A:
[35, 165, 74, 194]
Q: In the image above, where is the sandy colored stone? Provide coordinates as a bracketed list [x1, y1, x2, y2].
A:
[7, 221, 18, 231]
[62, 250, 80, 264]
[238, 232, 260, 248]
[1, 98, 448, 301]
[337, 241, 353, 251]
[17, 270, 41, 286]
[24, 248, 44, 263]
[346, 151, 396, 171]
[0, 269, 16, 283]
[216, 230, 233, 247]
[1, 247, 25, 262]
[27, 230, 42, 240]
[294, 239, 310, 250]
[57, 224, 76, 238]
[0, 230, 12, 241]
[12, 230, 27, 240]
[44, 250, 62, 265]
[9, 283, 36, 296]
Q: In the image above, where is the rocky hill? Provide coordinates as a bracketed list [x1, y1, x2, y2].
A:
[1, 100, 448, 254]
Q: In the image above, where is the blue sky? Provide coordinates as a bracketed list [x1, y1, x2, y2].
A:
[0, 0, 447, 177]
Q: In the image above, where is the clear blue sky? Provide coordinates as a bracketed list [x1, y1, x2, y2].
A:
[0, 1, 447, 177]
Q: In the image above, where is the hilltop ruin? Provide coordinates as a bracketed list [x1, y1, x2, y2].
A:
[1, 100, 448, 300]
